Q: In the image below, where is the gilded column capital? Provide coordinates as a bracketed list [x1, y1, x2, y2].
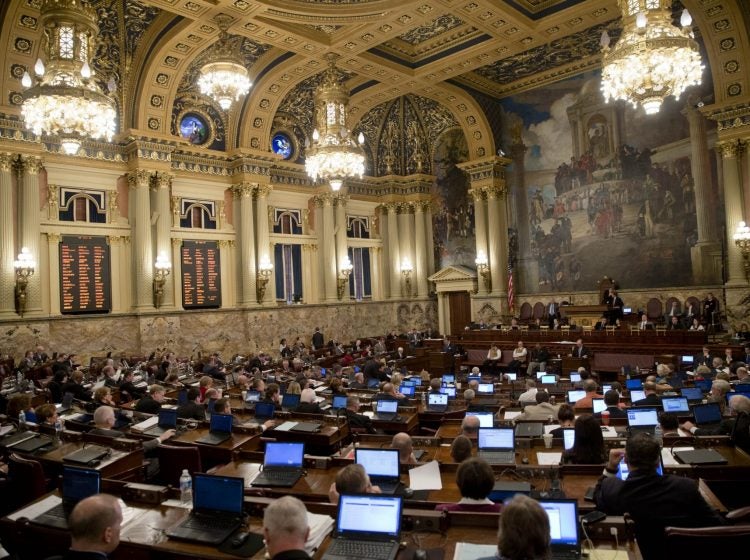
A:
[152, 171, 173, 190]
[47, 184, 59, 207]
[470, 187, 486, 201]
[20, 155, 44, 175]
[171, 237, 183, 247]
[217, 239, 235, 249]
[255, 184, 273, 198]
[127, 169, 152, 189]
[122, 236, 131, 244]
[486, 185, 507, 200]
[398, 202, 415, 214]
[717, 140, 746, 159]
[334, 194, 348, 207]
[47, 232, 61, 243]
[231, 182, 255, 199]
[106, 235, 122, 245]
[0, 153, 14, 172]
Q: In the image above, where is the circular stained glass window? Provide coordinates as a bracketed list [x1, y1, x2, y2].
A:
[272, 133, 293, 160]
[179, 113, 209, 145]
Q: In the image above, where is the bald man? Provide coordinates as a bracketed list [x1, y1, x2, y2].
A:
[461, 415, 481, 439]
[263, 496, 311, 560]
[391, 432, 417, 464]
[64, 494, 122, 558]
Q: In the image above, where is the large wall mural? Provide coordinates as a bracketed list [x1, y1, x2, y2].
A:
[500, 70, 722, 293]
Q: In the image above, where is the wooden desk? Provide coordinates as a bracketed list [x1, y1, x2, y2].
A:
[264, 423, 346, 455]
[170, 428, 259, 468]
[370, 411, 419, 434]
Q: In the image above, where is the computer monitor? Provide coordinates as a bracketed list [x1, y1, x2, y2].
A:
[627, 408, 659, 427]
[680, 387, 703, 401]
[602, 384, 612, 394]
[536, 371, 547, 380]
[505, 372, 517, 381]
[477, 383, 494, 394]
[562, 428, 575, 451]
[467, 375, 481, 384]
[332, 395, 348, 410]
[439, 386, 457, 398]
[622, 307, 632, 314]
[629, 390, 646, 402]
[399, 385, 415, 397]
[662, 397, 689, 413]
[541, 375, 556, 384]
[695, 379, 712, 392]
[681, 355, 694, 365]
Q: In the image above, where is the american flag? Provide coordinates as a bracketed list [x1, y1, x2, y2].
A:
[507, 263, 514, 313]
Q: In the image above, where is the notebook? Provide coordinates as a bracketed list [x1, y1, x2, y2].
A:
[56, 392, 75, 414]
[63, 445, 110, 466]
[251, 442, 305, 487]
[322, 494, 403, 560]
[374, 399, 399, 421]
[681, 387, 703, 402]
[254, 402, 276, 422]
[355, 448, 402, 494]
[144, 408, 178, 436]
[478, 427, 516, 464]
[626, 408, 658, 434]
[465, 411, 494, 428]
[281, 393, 301, 411]
[427, 393, 448, 413]
[692, 402, 722, 426]
[166, 474, 244, 545]
[661, 397, 689, 414]
[477, 383, 494, 395]
[32, 466, 101, 529]
[567, 390, 585, 404]
[592, 398, 606, 414]
[11, 434, 54, 453]
[539, 499, 581, 559]
[195, 413, 233, 445]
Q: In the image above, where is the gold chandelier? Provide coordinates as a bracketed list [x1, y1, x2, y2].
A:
[197, 14, 251, 111]
[20, 0, 117, 155]
[305, 54, 365, 192]
[600, 0, 703, 115]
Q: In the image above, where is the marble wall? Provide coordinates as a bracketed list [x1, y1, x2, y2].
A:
[0, 299, 438, 363]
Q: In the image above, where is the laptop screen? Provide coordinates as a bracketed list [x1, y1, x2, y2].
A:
[567, 390, 586, 403]
[681, 355, 694, 364]
[177, 389, 188, 406]
[478, 383, 494, 394]
[693, 402, 722, 425]
[695, 379, 712, 392]
[505, 372, 517, 381]
[353, 366, 360, 373]
[158, 408, 178, 428]
[442, 374, 455, 384]
[245, 391, 261, 403]
[623, 306, 632, 314]
[320, 368, 327, 377]
[466, 411, 494, 428]
[602, 385, 612, 393]
[562, 428, 575, 451]
[627, 408, 658, 427]
[193, 474, 244, 515]
[355, 448, 400, 478]
[626, 379, 643, 390]
[399, 385, 415, 397]
[377, 400, 398, 414]
[592, 398, 606, 414]
[681, 387, 703, 400]
[254, 402, 275, 419]
[569, 373, 581, 383]
[401, 380, 416, 388]
[264, 442, 304, 468]
[428, 393, 448, 406]
[541, 375, 556, 384]
[617, 457, 662, 480]
[662, 397, 689, 413]
[367, 378, 380, 389]
[336, 494, 402, 538]
[478, 428, 514, 450]
[281, 394, 301, 409]
[207, 398, 217, 415]
[210, 413, 233, 434]
[539, 500, 580, 550]
[332, 395, 348, 409]
[536, 372, 546, 380]
[467, 375, 481, 384]
[630, 390, 646, 402]
[62, 466, 101, 503]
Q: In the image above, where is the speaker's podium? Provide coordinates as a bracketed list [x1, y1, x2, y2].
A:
[562, 356, 589, 374]
[560, 304, 608, 327]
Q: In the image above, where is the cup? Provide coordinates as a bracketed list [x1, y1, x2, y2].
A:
[241, 390, 247, 402]
[543, 433, 553, 449]
[601, 409, 610, 426]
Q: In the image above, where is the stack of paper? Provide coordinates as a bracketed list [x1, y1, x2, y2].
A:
[536, 452, 563, 465]
[453, 542, 498, 560]
[130, 416, 158, 432]
[305, 512, 335, 555]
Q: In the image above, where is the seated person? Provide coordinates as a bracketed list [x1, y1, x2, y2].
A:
[593, 390, 628, 420]
[7, 393, 37, 423]
[391, 432, 417, 464]
[213, 398, 238, 424]
[495, 495, 551, 560]
[450, 435, 473, 463]
[285, 381, 302, 395]
[428, 377, 442, 394]
[177, 387, 206, 421]
[562, 414, 606, 464]
[34, 403, 59, 427]
[507, 341, 527, 372]
[348, 372, 368, 390]
[343, 396, 375, 433]
[483, 344, 502, 376]
[461, 415, 481, 439]
[262, 496, 311, 560]
[573, 379, 603, 409]
[47, 370, 69, 404]
[102, 365, 120, 389]
[689, 317, 705, 331]
[549, 404, 575, 438]
[516, 390, 559, 422]
[262, 383, 283, 410]
[435, 457, 501, 512]
[93, 386, 117, 407]
[526, 344, 549, 377]
[65, 494, 123, 559]
[327, 377, 346, 396]
[373, 382, 403, 401]
[517, 379, 538, 405]
[658, 412, 680, 437]
[594, 433, 724, 560]
[134, 384, 166, 414]
[327, 463, 381, 504]
[296, 388, 323, 414]
[638, 314, 653, 330]
[631, 381, 662, 408]
[197, 376, 213, 403]
[118, 369, 146, 401]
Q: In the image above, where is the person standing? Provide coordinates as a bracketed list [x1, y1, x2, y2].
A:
[311, 328, 324, 350]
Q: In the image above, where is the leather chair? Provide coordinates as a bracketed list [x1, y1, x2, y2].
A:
[664, 524, 750, 555]
[155, 444, 202, 487]
[8, 453, 48, 510]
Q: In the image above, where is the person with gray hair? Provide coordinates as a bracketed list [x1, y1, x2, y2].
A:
[327, 463, 381, 504]
[263, 496, 311, 560]
[391, 432, 417, 464]
[60, 494, 123, 558]
[296, 387, 322, 414]
[461, 415, 480, 438]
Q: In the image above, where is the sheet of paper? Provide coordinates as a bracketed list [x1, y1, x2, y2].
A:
[161, 498, 193, 509]
[274, 421, 298, 432]
[408, 460, 443, 491]
[503, 410, 522, 420]
[362, 411, 374, 418]
[662, 447, 694, 466]
[536, 452, 563, 465]
[453, 542, 498, 560]
[0, 425, 13, 436]
[7, 495, 61, 521]
[544, 423, 561, 434]
[305, 512, 335, 556]
[601, 426, 619, 438]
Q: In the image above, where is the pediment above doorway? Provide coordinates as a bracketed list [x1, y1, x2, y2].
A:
[428, 265, 477, 293]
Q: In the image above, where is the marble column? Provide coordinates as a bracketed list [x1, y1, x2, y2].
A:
[232, 182, 256, 306]
[370, 246, 382, 300]
[398, 203, 415, 297]
[314, 198, 325, 303]
[423, 204, 435, 283]
[128, 170, 154, 309]
[486, 186, 505, 298]
[152, 172, 173, 308]
[720, 141, 747, 286]
[322, 194, 337, 302]
[0, 154, 14, 316]
[19, 156, 43, 313]
[472, 188, 488, 295]
[414, 201, 428, 297]
[379, 206, 391, 299]
[387, 203, 401, 298]
[217, 239, 233, 308]
[334, 194, 348, 277]
[255, 185, 272, 304]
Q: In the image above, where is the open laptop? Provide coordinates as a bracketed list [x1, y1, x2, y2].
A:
[592, 398, 606, 415]
[244, 390, 261, 409]
[399, 385, 415, 398]
[563, 428, 575, 451]
[617, 456, 662, 480]
[331, 395, 348, 412]
[680, 387, 704, 402]
[322, 494, 403, 560]
[251, 442, 305, 487]
[539, 499, 581, 560]
[629, 389, 646, 403]
[166, 474, 244, 545]
[440, 385, 457, 399]
[478, 427, 516, 464]
[195, 413, 233, 445]
[661, 396, 690, 415]
[367, 377, 380, 389]
[692, 402, 723, 426]
[56, 392, 75, 414]
[465, 411, 494, 428]
[374, 399, 400, 421]
[569, 373, 581, 383]
[515, 422, 544, 437]
[427, 393, 448, 413]
[355, 448, 402, 494]
[254, 402, 276, 422]
[144, 408, 178, 436]
[626, 379, 643, 391]
[541, 375, 557, 385]
[567, 390, 585, 404]
[442, 374, 455, 385]
[681, 355, 694, 367]
[695, 379, 712, 392]
[32, 466, 101, 529]
[626, 408, 658, 435]
[477, 383, 494, 395]
[536, 371, 547, 380]
[281, 393, 301, 411]
[505, 372, 517, 381]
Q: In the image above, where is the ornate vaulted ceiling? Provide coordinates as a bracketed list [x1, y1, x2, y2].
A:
[0, 0, 748, 161]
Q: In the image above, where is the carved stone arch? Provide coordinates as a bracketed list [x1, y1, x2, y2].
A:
[683, 0, 750, 105]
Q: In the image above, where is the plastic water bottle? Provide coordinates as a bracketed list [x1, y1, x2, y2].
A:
[18, 410, 27, 431]
[654, 424, 664, 447]
[421, 391, 426, 406]
[179, 469, 192, 504]
[54, 420, 63, 441]
[17, 372, 23, 388]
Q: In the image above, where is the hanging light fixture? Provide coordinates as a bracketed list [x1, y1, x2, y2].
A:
[197, 14, 251, 111]
[20, 0, 117, 155]
[600, 0, 703, 115]
[305, 53, 365, 192]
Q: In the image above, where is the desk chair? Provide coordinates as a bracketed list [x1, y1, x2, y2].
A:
[8, 453, 48, 510]
[664, 523, 750, 555]
[156, 444, 202, 486]
[539, 325, 549, 335]
[605, 325, 617, 335]
[655, 325, 667, 335]
[629, 325, 640, 335]
[582, 325, 594, 335]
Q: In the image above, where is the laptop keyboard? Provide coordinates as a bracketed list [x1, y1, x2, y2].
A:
[43, 504, 67, 519]
[479, 451, 515, 464]
[181, 515, 233, 531]
[326, 540, 395, 560]
[262, 470, 300, 480]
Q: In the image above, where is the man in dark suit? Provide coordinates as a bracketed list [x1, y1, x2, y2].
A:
[695, 345, 712, 367]
[547, 300, 559, 328]
[61, 371, 91, 401]
[176, 387, 205, 420]
[54, 494, 123, 560]
[348, 372, 369, 389]
[134, 385, 166, 414]
[118, 369, 145, 401]
[593, 390, 628, 420]
[311, 327, 324, 350]
[631, 381, 661, 407]
[571, 338, 590, 359]
[594, 433, 724, 560]
[343, 396, 375, 433]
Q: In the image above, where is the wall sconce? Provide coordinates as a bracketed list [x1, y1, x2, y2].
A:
[400, 257, 413, 297]
[14, 247, 35, 316]
[337, 257, 354, 300]
[734, 221, 750, 279]
[475, 250, 491, 292]
[256, 256, 273, 303]
[153, 251, 172, 309]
